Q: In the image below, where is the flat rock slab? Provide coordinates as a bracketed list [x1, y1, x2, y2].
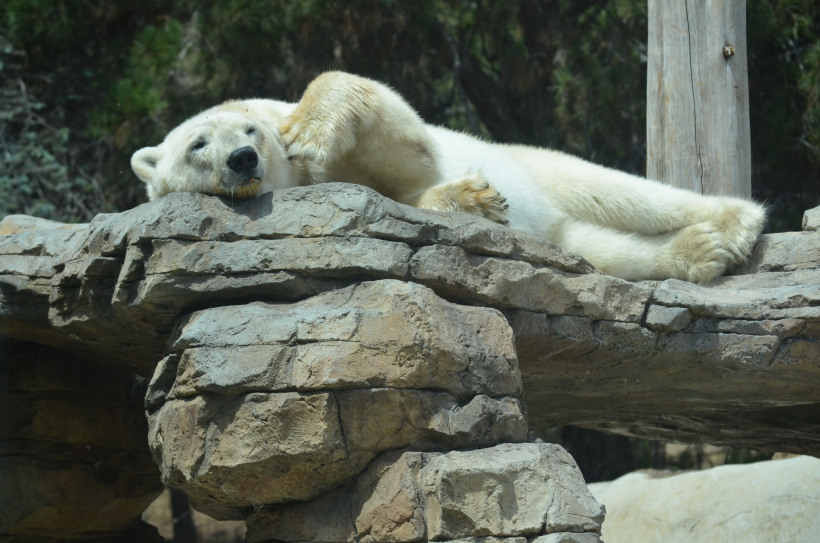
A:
[514, 266, 820, 454]
[589, 456, 820, 543]
[162, 280, 521, 401]
[38, 184, 592, 373]
[246, 444, 604, 543]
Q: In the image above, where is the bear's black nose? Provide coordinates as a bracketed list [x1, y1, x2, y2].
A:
[227, 146, 259, 173]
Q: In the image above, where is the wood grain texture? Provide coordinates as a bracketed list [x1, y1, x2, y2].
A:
[647, 0, 751, 198]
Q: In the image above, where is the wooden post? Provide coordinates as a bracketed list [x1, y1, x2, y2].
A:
[647, 0, 751, 198]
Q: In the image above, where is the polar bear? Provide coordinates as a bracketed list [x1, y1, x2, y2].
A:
[131, 71, 765, 282]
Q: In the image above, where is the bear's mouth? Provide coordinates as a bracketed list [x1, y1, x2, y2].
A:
[227, 176, 262, 199]
[237, 177, 261, 187]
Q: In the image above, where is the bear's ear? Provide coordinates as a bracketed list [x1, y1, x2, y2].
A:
[131, 147, 163, 185]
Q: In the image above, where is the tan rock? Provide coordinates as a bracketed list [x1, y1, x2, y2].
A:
[424, 444, 603, 539]
[246, 444, 604, 543]
[160, 280, 521, 403]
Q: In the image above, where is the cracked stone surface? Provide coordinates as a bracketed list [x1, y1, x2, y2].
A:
[2, 189, 819, 455]
[245, 444, 603, 543]
[0, 216, 87, 351]
[145, 280, 528, 520]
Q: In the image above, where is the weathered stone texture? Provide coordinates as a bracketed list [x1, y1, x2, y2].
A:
[245, 444, 603, 543]
[32, 185, 591, 373]
[146, 280, 527, 520]
[2, 183, 820, 493]
[0, 343, 162, 540]
[0, 216, 87, 349]
[804, 204, 820, 231]
[513, 257, 820, 453]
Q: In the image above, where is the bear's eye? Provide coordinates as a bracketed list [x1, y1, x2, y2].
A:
[192, 141, 206, 151]
[246, 127, 256, 135]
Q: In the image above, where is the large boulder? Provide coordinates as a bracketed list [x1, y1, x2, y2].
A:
[589, 456, 820, 543]
[141, 275, 608, 538]
[142, 275, 606, 541]
[145, 280, 528, 520]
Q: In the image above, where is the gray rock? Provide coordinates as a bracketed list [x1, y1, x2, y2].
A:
[0, 220, 87, 350]
[147, 280, 526, 518]
[148, 391, 355, 519]
[245, 444, 604, 543]
[645, 305, 691, 331]
[513, 296, 820, 453]
[3, 185, 820, 458]
[410, 245, 650, 322]
[424, 444, 604, 539]
[0, 214, 87, 236]
[532, 534, 601, 543]
[40, 185, 592, 372]
[160, 280, 521, 403]
[802, 205, 820, 231]
[731, 231, 820, 274]
[445, 538, 529, 543]
[149, 384, 524, 519]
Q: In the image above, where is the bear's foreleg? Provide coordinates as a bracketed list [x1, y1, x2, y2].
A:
[280, 71, 440, 201]
[406, 174, 510, 224]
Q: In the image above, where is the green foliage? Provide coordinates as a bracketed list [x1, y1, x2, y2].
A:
[1, 0, 819, 228]
[0, 36, 107, 222]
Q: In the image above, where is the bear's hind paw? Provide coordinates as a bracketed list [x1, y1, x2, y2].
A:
[713, 201, 767, 268]
[666, 222, 732, 283]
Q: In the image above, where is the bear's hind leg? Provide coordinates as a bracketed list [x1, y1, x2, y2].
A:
[555, 219, 731, 282]
[405, 174, 510, 224]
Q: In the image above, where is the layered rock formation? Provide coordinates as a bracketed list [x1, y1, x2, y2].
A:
[3, 184, 816, 454]
[1, 183, 819, 539]
[245, 444, 604, 543]
[145, 280, 529, 520]
[143, 279, 604, 538]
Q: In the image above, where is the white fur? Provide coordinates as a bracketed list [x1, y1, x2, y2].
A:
[132, 71, 766, 282]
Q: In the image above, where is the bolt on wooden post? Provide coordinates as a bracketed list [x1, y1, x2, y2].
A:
[647, 0, 751, 198]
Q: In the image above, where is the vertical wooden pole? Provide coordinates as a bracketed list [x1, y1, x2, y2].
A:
[647, 0, 751, 198]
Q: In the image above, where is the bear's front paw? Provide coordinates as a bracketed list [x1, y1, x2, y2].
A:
[446, 175, 510, 225]
[279, 73, 376, 164]
[665, 222, 732, 283]
[469, 179, 510, 225]
[280, 108, 358, 164]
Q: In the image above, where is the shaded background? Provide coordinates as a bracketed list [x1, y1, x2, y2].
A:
[2, 0, 819, 228]
[1, 1, 813, 539]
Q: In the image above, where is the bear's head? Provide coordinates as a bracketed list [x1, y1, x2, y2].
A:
[131, 107, 295, 201]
